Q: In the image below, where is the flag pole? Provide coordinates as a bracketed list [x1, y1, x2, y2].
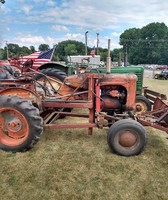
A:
[50, 45, 56, 61]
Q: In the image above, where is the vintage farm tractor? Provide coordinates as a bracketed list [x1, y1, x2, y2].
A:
[2, 51, 151, 115]
[1, 59, 152, 117]
[0, 69, 167, 156]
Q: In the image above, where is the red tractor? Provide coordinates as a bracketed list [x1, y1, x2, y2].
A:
[0, 70, 167, 156]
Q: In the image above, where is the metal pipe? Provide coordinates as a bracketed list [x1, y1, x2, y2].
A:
[6, 41, 9, 59]
[96, 33, 99, 55]
[106, 39, 111, 73]
[85, 31, 88, 55]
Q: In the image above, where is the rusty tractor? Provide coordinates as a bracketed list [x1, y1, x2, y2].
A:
[0, 70, 167, 156]
[4, 54, 152, 115]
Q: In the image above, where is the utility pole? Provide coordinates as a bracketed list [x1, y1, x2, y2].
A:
[96, 33, 99, 55]
[85, 31, 88, 55]
[5, 41, 9, 59]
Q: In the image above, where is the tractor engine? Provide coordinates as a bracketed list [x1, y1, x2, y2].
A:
[58, 73, 137, 113]
[100, 85, 127, 113]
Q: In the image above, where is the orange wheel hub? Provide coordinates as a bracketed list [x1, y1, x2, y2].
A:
[118, 130, 139, 149]
[0, 107, 29, 146]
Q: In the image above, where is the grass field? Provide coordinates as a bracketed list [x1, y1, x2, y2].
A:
[0, 77, 168, 200]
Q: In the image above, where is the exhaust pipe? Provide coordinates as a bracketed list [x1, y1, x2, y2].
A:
[106, 39, 111, 74]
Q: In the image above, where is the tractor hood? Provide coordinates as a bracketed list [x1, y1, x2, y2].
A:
[64, 73, 137, 89]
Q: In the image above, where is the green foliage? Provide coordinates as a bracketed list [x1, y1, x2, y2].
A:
[38, 44, 50, 51]
[0, 0, 5, 4]
[0, 48, 6, 59]
[53, 40, 86, 61]
[120, 22, 168, 65]
[64, 43, 77, 55]
[112, 48, 124, 64]
[0, 43, 36, 59]
[99, 47, 108, 62]
[30, 45, 35, 53]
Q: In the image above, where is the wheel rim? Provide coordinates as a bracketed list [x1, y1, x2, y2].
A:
[154, 74, 158, 79]
[38, 76, 62, 91]
[115, 130, 140, 151]
[135, 101, 147, 114]
[0, 107, 29, 146]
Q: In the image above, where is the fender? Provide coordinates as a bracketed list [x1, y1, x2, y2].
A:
[36, 62, 68, 73]
[0, 88, 42, 109]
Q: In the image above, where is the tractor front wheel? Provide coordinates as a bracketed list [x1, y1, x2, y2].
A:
[154, 74, 159, 79]
[135, 95, 151, 115]
[107, 119, 147, 156]
[0, 95, 43, 152]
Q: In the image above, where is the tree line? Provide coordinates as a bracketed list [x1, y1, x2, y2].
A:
[1, 22, 168, 65]
[0, 41, 110, 62]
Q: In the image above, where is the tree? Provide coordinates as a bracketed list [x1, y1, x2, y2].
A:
[120, 22, 168, 65]
[0, 0, 5, 4]
[30, 46, 35, 53]
[140, 23, 168, 64]
[21, 46, 31, 55]
[38, 44, 50, 51]
[53, 40, 85, 61]
[0, 43, 34, 59]
[64, 44, 77, 56]
[98, 48, 108, 62]
[7, 43, 20, 58]
[112, 48, 123, 63]
[0, 48, 6, 59]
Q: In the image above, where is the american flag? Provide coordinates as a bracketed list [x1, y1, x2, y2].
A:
[18, 48, 54, 70]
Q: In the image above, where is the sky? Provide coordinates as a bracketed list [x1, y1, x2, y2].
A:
[0, 0, 168, 50]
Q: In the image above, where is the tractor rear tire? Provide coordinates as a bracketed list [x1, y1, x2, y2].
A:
[135, 95, 151, 115]
[35, 68, 71, 118]
[0, 65, 20, 79]
[35, 68, 67, 91]
[40, 68, 67, 81]
[107, 119, 147, 156]
[0, 95, 43, 152]
[0, 66, 16, 76]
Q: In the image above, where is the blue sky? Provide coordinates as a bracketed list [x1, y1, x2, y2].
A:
[1, 0, 168, 50]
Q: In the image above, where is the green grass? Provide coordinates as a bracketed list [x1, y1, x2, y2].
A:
[143, 77, 168, 96]
[0, 77, 168, 200]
